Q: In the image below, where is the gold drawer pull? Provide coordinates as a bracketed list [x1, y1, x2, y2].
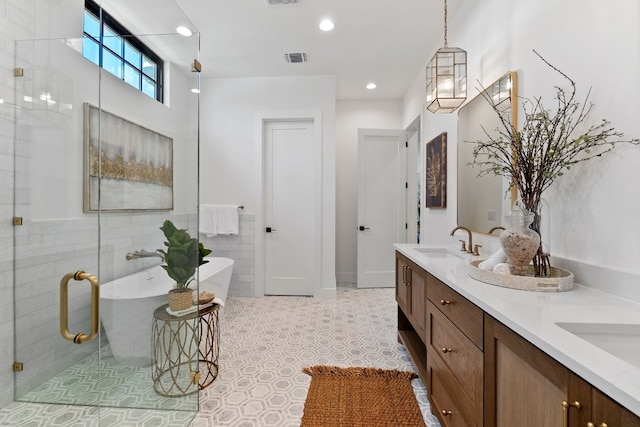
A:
[441, 347, 453, 353]
[562, 400, 582, 427]
[587, 423, 608, 427]
[439, 299, 451, 305]
[441, 410, 452, 416]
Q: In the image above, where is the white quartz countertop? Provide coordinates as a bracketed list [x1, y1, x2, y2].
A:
[394, 243, 640, 417]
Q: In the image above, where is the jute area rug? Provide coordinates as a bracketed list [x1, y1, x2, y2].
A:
[300, 365, 426, 427]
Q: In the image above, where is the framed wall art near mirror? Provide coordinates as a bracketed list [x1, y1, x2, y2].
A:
[425, 132, 447, 209]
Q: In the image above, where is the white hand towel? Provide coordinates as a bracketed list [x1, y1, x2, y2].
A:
[199, 204, 218, 237]
[478, 248, 507, 271]
[217, 205, 239, 235]
[493, 263, 513, 275]
[166, 305, 199, 317]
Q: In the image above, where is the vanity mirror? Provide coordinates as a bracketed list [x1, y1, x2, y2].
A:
[457, 71, 517, 234]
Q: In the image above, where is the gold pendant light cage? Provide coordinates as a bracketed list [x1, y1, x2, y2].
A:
[425, 0, 467, 114]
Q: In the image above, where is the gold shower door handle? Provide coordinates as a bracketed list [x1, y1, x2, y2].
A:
[60, 271, 99, 344]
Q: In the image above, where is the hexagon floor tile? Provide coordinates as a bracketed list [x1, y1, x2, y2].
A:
[0, 283, 440, 426]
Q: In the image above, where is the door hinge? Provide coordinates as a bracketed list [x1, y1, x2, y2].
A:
[14, 68, 24, 77]
[405, 141, 408, 148]
[405, 182, 408, 189]
[405, 223, 408, 229]
[13, 217, 23, 226]
[13, 362, 23, 372]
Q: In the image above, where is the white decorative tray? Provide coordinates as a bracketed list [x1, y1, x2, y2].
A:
[468, 259, 574, 292]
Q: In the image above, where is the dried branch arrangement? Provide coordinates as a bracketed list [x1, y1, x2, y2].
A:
[470, 50, 639, 275]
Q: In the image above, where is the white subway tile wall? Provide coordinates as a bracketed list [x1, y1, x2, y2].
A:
[199, 213, 255, 297]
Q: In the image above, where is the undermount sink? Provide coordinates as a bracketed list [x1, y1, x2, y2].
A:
[413, 247, 466, 261]
[555, 322, 640, 369]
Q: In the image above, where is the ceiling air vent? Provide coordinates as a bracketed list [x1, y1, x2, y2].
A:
[265, 0, 300, 5]
[284, 53, 308, 63]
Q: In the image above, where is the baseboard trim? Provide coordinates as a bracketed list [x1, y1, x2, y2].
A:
[336, 272, 356, 283]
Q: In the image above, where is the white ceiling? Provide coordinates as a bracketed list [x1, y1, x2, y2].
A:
[165, 0, 450, 100]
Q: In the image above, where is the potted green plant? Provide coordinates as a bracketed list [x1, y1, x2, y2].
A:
[471, 51, 639, 276]
[158, 219, 212, 311]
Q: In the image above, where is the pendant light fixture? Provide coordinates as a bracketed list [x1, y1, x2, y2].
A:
[425, 0, 467, 113]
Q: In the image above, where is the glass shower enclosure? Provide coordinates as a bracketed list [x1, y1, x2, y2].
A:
[12, 0, 201, 424]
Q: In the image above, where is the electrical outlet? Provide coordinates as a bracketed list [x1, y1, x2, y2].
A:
[488, 210, 497, 221]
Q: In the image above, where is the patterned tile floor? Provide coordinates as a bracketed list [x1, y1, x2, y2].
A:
[0, 283, 440, 426]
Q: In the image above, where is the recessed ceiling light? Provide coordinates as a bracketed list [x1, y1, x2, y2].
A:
[319, 19, 334, 32]
[176, 26, 193, 37]
[191, 88, 200, 94]
[366, 83, 377, 90]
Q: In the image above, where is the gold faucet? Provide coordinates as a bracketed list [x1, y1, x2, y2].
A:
[450, 226, 473, 254]
[126, 250, 165, 262]
[488, 226, 505, 235]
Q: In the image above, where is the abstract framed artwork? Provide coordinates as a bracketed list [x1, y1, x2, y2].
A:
[83, 103, 173, 212]
[425, 132, 447, 209]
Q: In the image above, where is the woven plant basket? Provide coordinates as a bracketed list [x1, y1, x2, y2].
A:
[168, 288, 194, 311]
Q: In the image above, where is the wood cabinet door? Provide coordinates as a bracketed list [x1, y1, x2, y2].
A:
[590, 388, 640, 427]
[409, 262, 426, 338]
[484, 314, 591, 427]
[395, 253, 410, 313]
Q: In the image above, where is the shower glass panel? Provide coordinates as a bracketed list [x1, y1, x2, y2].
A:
[13, 0, 200, 424]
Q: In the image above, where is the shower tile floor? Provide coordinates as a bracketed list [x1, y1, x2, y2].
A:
[0, 283, 440, 427]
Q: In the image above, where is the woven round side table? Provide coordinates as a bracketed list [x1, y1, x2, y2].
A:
[151, 303, 220, 397]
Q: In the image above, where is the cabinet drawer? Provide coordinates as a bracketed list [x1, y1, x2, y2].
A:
[427, 300, 483, 424]
[427, 355, 476, 427]
[428, 274, 483, 348]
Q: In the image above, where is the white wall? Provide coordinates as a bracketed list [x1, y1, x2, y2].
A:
[403, 0, 640, 281]
[199, 75, 337, 294]
[335, 100, 403, 282]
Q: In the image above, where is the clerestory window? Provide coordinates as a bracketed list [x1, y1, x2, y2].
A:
[82, 0, 163, 102]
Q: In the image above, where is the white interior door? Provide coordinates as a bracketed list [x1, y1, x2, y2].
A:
[357, 129, 406, 288]
[405, 120, 420, 244]
[264, 120, 315, 296]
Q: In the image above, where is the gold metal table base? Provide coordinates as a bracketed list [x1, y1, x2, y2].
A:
[152, 303, 220, 397]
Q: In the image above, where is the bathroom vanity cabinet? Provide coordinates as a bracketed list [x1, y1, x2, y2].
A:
[397, 251, 483, 427]
[395, 250, 640, 427]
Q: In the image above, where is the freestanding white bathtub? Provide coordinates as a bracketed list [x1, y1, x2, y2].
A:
[100, 256, 234, 366]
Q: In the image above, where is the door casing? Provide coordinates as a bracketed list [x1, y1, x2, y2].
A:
[356, 128, 406, 288]
[255, 111, 322, 297]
